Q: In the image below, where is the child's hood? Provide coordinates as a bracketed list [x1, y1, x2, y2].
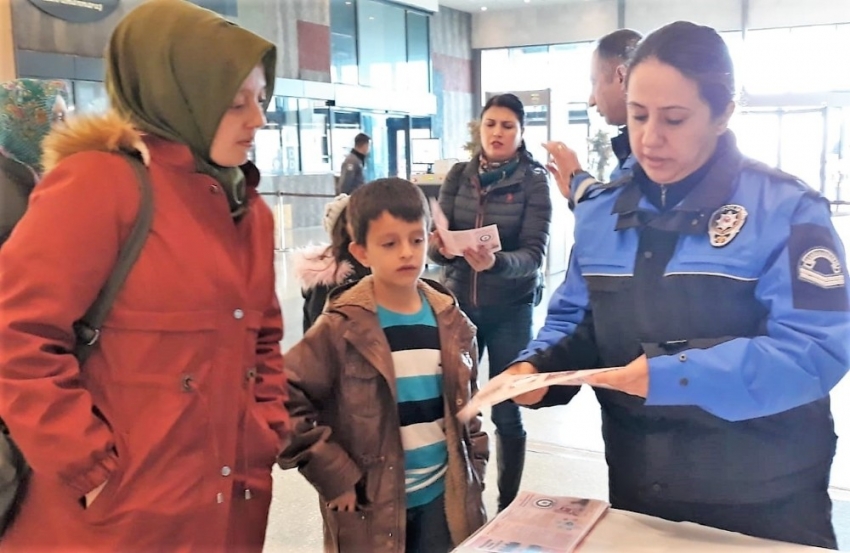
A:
[327, 275, 459, 316]
[292, 244, 354, 290]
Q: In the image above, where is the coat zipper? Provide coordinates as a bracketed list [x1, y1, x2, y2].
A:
[471, 177, 487, 308]
[660, 185, 667, 208]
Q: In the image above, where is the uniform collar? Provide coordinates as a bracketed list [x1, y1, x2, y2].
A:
[612, 132, 744, 233]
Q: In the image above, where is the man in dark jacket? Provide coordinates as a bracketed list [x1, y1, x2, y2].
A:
[337, 132, 370, 195]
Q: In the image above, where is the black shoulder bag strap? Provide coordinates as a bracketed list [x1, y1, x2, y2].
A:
[73, 153, 154, 364]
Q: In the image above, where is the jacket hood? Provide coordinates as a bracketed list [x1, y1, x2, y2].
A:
[327, 275, 459, 316]
[292, 244, 355, 290]
[41, 110, 150, 173]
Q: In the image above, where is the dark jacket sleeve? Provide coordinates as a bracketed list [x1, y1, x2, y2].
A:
[339, 159, 364, 195]
[428, 162, 466, 265]
[0, 162, 35, 246]
[490, 168, 552, 279]
[302, 285, 333, 334]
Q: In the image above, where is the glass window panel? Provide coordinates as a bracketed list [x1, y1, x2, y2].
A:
[549, 42, 594, 104]
[729, 111, 780, 167]
[357, 0, 406, 89]
[406, 11, 430, 92]
[298, 99, 331, 173]
[361, 112, 389, 181]
[73, 81, 108, 114]
[330, 0, 358, 85]
[330, 110, 362, 175]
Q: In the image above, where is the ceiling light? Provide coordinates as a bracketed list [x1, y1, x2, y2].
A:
[480, 6, 487, 10]
[524, 0, 531, 3]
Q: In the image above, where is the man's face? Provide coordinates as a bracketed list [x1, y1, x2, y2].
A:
[588, 50, 628, 127]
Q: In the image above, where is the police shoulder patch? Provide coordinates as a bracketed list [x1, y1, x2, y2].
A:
[798, 248, 845, 289]
[788, 223, 849, 311]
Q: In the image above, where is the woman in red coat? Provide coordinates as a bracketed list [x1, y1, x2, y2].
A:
[0, 0, 289, 550]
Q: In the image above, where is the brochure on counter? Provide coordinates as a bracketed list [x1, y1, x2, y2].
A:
[454, 491, 610, 553]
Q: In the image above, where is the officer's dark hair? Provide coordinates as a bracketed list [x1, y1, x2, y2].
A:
[354, 133, 371, 147]
[347, 178, 429, 245]
[627, 21, 734, 118]
[480, 93, 539, 165]
[596, 29, 642, 62]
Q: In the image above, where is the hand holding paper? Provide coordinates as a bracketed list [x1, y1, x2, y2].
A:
[458, 367, 619, 423]
[430, 199, 502, 258]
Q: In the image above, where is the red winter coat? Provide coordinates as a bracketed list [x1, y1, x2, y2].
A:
[0, 113, 289, 552]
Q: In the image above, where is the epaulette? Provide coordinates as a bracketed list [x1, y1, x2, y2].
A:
[740, 158, 801, 184]
[571, 171, 633, 208]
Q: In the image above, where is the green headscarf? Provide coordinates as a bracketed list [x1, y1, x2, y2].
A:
[0, 79, 69, 173]
[106, 0, 276, 214]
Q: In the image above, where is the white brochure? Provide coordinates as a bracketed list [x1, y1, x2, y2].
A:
[430, 199, 502, 257]
[458, 367, 618, 423]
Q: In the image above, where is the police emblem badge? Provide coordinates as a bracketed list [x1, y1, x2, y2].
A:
[709, 204, 748, 247]
[798, 247, 846, 289]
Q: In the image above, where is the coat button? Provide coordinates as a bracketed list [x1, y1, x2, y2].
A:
[691, 219, 699, 226]
[679, 378, 689, 386]
[456, 398, 463, 406]
[233, 309, 244, 320]
[209, 184, 220, 194]
[216, 492, 224, 503]
[652, 483, 662, 493]
[388, 465, 393, 471]
[221, 466, 232, 477]
[180, 374, 194, 392]
[246, 368, 257, 379]
[644, 251, 653, 259]
[679, 354, 687, 362]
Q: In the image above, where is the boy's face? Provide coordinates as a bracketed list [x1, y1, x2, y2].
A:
[350, 211, 427, 290]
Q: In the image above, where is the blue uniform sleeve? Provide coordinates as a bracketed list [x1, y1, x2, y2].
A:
[514, 250, 593, 369]
[647, 195, 850, 421]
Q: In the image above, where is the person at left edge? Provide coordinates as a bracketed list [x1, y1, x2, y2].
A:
[0, 0, 288, 551]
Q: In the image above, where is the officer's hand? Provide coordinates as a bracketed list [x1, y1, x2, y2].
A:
[585, 355, 649, 398]
[504, 362, 547, 405]
[327, 490, 357, 512]
[543, 141, 583, 199]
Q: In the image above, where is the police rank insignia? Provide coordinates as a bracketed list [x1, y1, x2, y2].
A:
[709, 205, 748, 247]
[798, 248, 846, 289]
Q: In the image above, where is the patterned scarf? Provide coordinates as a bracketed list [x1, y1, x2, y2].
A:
[0, 79, 69, 173]
[478, 153, 521, 188]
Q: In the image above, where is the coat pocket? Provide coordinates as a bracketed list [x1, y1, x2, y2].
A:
[333, 508, 373, 553]
[339, 361, 382, 418]
[100, 309, 218, 386]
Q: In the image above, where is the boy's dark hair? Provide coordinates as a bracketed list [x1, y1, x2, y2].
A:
[354, 133, 371, 147]
[347, 178, 429, 245]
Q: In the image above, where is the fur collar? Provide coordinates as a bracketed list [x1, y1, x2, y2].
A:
[292, 244, 355, 289]
[41, 110, 150, 173]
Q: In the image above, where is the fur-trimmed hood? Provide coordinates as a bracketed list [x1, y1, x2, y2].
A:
[291, 244, 355, 290]
[41, 110, 150, 173]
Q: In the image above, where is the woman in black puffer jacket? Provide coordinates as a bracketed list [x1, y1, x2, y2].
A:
[429, 93, 552, 512]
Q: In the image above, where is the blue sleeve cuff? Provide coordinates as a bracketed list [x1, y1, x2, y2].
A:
[645, 352, 698, 406]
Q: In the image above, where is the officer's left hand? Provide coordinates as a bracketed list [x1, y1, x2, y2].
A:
[464, 245, 496, 272]
[585, 354, 649, 398]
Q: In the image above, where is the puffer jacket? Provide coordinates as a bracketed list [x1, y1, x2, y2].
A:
[279, 277, 488, 552]
[429, 155, 552, 308]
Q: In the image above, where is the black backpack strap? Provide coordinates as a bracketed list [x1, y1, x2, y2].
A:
[73, 153, 154, 364]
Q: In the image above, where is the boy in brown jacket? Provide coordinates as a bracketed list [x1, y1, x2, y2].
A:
[280, 178, 488, 552]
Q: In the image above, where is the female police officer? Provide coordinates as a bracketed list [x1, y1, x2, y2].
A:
[508, 21, 850, 549]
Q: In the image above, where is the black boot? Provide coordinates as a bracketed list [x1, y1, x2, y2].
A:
[496, 433, 526, 512]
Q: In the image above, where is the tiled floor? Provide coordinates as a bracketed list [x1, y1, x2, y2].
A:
[264, 215, 850, 551]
